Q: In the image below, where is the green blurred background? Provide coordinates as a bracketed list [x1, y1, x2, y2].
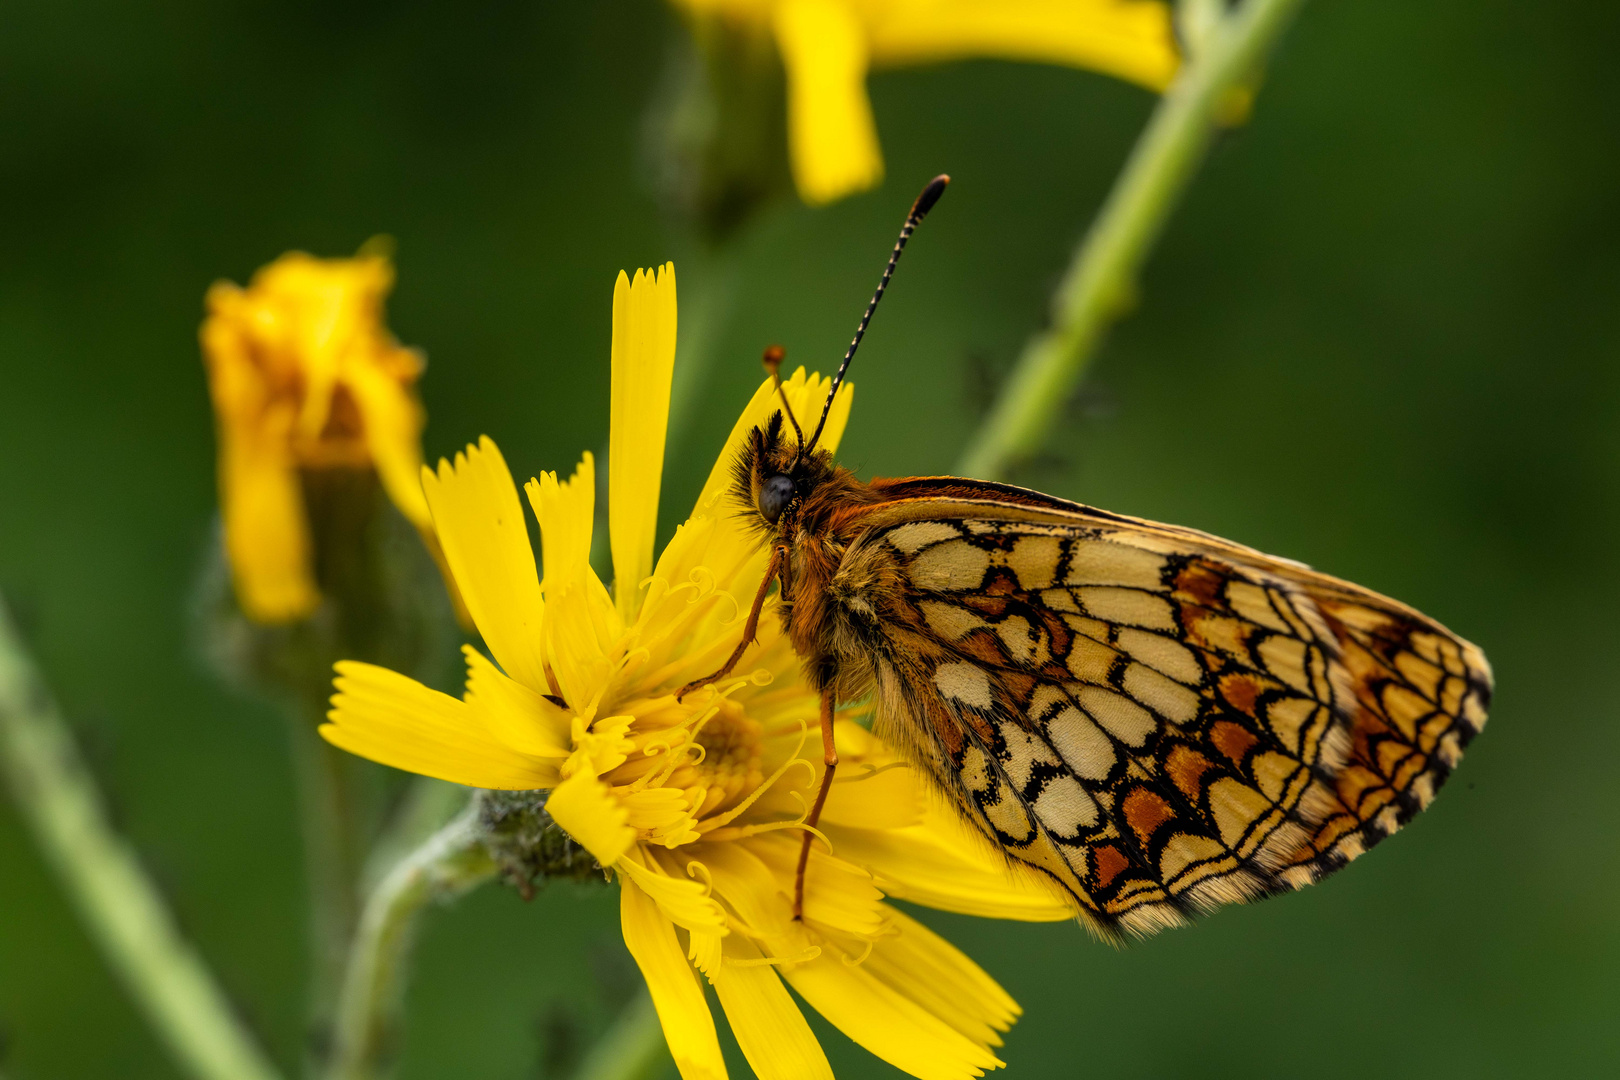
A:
[2, 0, 1617, 1077]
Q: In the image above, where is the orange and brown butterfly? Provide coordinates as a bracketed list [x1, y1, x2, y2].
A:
[681, 175, 1493, 941]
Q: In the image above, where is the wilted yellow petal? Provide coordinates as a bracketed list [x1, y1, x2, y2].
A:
[620, 879, 728, 1080]
[865, 0, 1180, 91]
[422, 438, 549, 693]
[782, 949, 1003, 1080]
[215, 413, 320, 623]
[712, 937, 833, 1080]
[345, 357, 430, 531]
[609, 264, 678, 624]
[323, 662, 556, 789]
[773, 0, 883, 204]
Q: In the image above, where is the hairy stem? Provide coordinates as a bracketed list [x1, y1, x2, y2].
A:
[326, 800, 494, 1080]
[0, 594, 284, 1080]
[956, 0, 1308, 480]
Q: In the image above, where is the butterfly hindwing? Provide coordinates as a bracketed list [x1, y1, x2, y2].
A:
[833, 492, 1491, 939]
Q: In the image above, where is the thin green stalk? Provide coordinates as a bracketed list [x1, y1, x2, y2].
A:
[574, 992, 671, 1080]
[956, 0, 1308, 479]
[361, 777, 469, 894]
[0, 594, 284, 1080]
[326, 800, 494, 1080]
[286, 708, 371, 1061]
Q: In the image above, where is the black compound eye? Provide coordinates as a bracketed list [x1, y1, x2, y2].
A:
[759, 474, 796, 524]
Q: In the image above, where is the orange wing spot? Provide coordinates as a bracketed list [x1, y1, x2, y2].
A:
[1218, 672, 1263, 717]
[1210, 720, 1260, 766]
[982, 568, 1020, 596]
[1092, 843, 1131, 890]
[1166, 744, 1218, 804]
[1173, 561, 1225, 608]
[961, 594, 1011, 619]
[1122, 788, 1177, 846]
[959, 629, 1008, 667]
[998, 668, 1038, 708]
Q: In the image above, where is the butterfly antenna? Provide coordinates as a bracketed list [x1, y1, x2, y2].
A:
[761, 344, 806, 451]
[802, 174, 950, 454]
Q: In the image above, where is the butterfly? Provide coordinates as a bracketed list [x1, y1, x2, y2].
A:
[682, 176, 1493, 940]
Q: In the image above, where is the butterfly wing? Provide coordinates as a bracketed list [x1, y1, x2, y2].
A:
[831, 480, 1491, 940]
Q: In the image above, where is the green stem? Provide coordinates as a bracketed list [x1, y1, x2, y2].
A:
[573, 992, 671, 1080]
[286, 709, 372, 1066]
[956, 0, 1308, 480]
[0, 594, 284, 1080]
[361, 777, 469, 894]
[326, 800, 494, 1080]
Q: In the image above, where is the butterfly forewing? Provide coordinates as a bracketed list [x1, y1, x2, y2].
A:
[835, 487, 1492, 939]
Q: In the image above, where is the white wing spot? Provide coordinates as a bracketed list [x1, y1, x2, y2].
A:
[885, 521, 961, 555]
[1032, 774, 1100, 837]
[935, 662, 993, 710]
[1075, 685, 1157, 747]
[909, 540, 991, 592]
[1046, 705, 1117, 781]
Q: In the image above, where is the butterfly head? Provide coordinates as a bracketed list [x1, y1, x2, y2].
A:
[734, 407, 836, 533]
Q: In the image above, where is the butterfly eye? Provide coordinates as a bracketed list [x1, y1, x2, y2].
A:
[759, 474, 796, 524]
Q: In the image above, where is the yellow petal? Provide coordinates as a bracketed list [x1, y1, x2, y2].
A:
[782, 950, 1003, 1080]
[816, 741, 922, 831]
[864, 906, 1019, 1049]
[462, 645, 572, 758]
[772, 0, 883, 205]
[626, 849, 731, 936]
[421, 437, 549, 693]
[546, 768, 636, 866]
[750, 834, 886, 939]
[323, 661, 556, 789]
[712, 937, 833, 1080]
[825, 797, 1076, 922]
[620, 878, 728, 1080]
[865, 0, 1180, 92]
[545, 574, 618, 714]
[527, 452, 596, 590]
[695, 841, 792, 939]
[609, 264, 678, 624]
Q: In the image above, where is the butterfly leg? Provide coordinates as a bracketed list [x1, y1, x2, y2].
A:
[677, 544, 789, 701]
[793, 688, 838, 921]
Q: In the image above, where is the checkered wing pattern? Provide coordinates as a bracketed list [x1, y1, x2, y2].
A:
[857, 514, 1491, 939]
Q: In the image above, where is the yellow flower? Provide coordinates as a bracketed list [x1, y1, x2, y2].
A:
[322, 264, 1075, 1080]
[671, 0, 1180, 205]
[201, 248, 445, 623]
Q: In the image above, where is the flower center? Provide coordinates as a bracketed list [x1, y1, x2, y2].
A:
[692, 700, 764, 817]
